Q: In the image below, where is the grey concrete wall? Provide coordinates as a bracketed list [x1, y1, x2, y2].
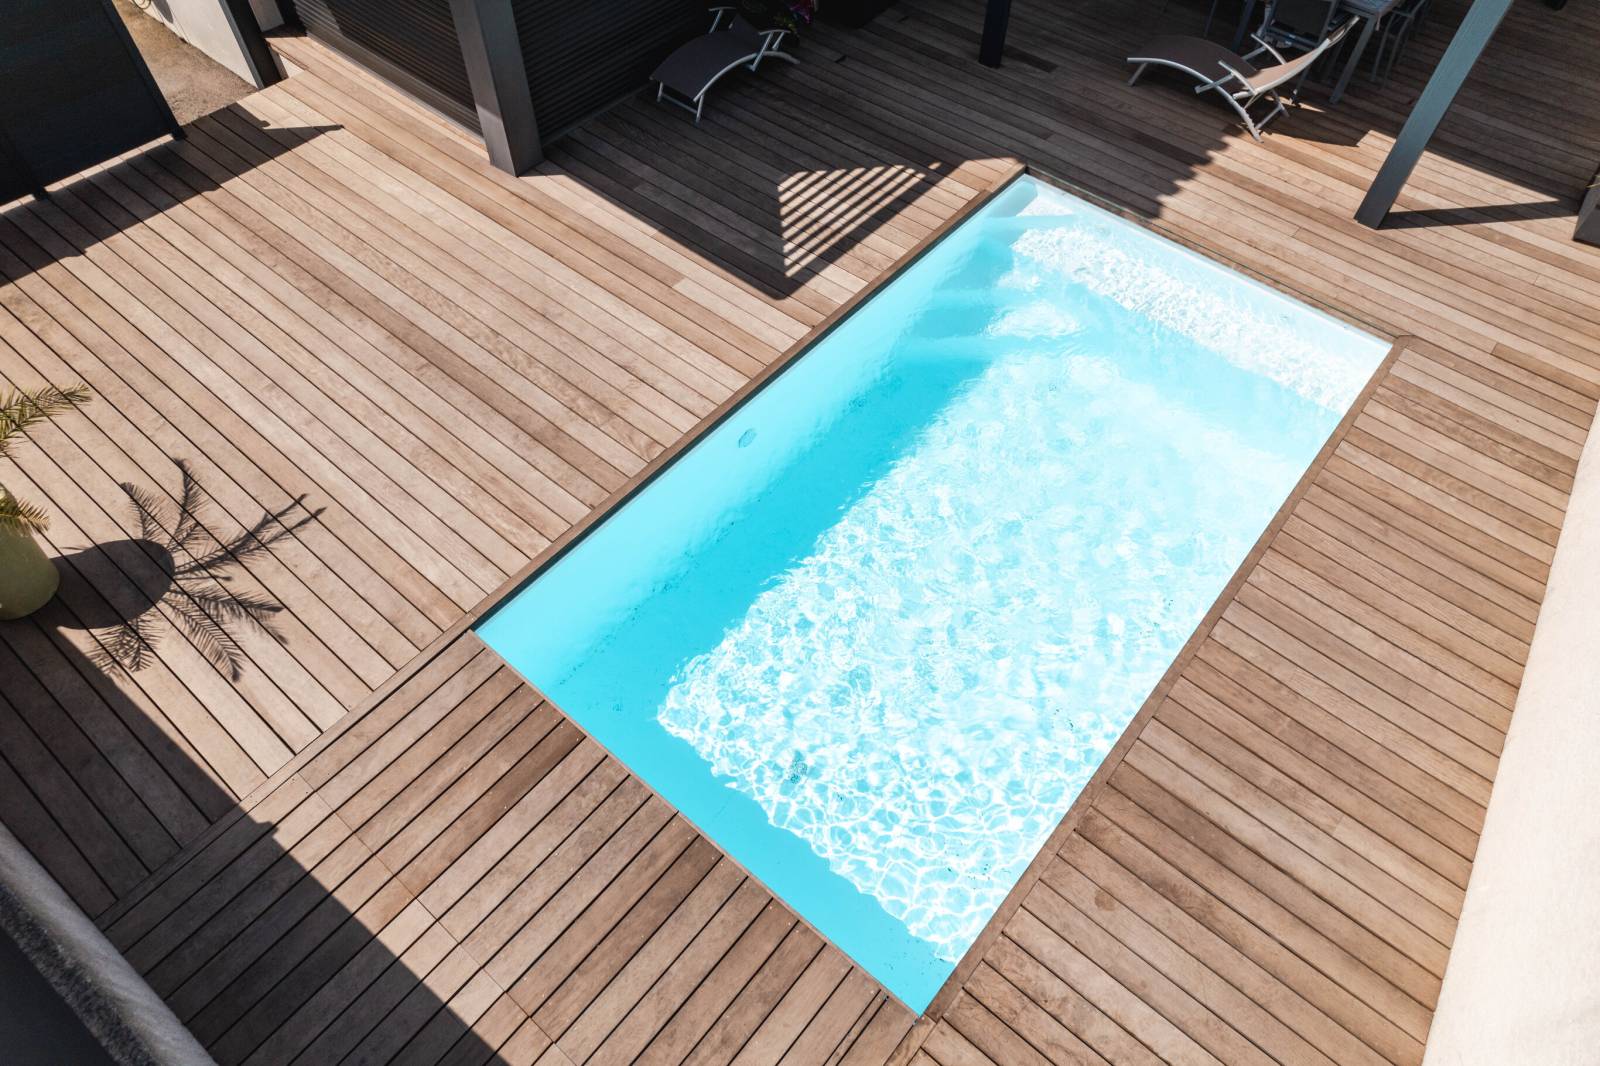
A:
[0, 823, 215, 1066]
[1422, 419, 1600, 1064]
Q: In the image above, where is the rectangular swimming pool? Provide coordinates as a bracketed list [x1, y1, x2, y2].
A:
[477, 174, 1388, 1011]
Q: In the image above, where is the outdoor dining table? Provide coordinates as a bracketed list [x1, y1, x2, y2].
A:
[1230, 0, 1404, 103]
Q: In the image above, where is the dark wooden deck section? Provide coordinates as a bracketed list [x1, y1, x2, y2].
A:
[3, 0, 1599, 1060]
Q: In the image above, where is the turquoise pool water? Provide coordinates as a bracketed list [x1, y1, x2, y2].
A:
[477, 175, 1387, 1011]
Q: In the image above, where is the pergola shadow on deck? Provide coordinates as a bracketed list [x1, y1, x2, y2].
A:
[542, 0, 1600, 300]
[1, 0, 1599, 1061]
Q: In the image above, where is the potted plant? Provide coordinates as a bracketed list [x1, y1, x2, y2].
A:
[1, 384, 91, 620]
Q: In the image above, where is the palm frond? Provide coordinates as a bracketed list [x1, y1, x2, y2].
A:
[120, 481, 177, 546]
[90, 613, 163, 675]
[187, 496, 319, 572]
[179, 576, 283, 631]
[0, 492, 50, 534]
[0, 384, 91, 458]
[170, 460, 212, 554]
[168, 594, 249, 680]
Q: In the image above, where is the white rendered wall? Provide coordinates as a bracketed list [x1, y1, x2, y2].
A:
[1421, 421, 1600, 1064]
[133, 0, 283, 86]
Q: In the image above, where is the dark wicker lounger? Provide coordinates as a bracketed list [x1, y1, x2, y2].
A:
[1127, 19, 1354, 140]
[651, 7, 798, 123]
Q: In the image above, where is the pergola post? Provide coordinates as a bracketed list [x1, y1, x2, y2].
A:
[980, 0, 1013, 67]
[218, 0, 284, 87]
[1354, 0, 1513, 228]
[448, 0, 541, 174]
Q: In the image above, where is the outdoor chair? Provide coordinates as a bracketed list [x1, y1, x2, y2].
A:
[651, 6, 797, 123]
[1126, 18, 1356, 141]
[1255, 0, 1341, 54]
[1370, 0, 1431, 83]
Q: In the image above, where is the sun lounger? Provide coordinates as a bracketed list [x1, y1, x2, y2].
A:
[652, 7, 797, 123]
[1126, 19, 1356, 140]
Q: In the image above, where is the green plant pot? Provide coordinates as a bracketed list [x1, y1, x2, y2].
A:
[0, 525, 60, 620]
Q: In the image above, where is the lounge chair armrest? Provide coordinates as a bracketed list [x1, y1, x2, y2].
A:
[1245, 33, 1287, 64]
[754, 27, 790, 57]
[1220, 61, 1256, 89]
[1194, 62, 1250, 94]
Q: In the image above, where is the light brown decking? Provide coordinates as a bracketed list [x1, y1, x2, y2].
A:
[95, 637, 919, 1066]
[2, 0, 1599, 1061]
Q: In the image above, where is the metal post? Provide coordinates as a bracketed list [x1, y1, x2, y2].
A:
[979, 0, 1013, 67]
[219, 0, 285, 88]
[449, 0, 542, 174]
[1354, 0, 1514, 228]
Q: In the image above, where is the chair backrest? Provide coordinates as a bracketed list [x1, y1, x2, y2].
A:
[1262, 0, 1338, 38]
[1245, 18, 1356, 92]
[709, 7, 765, 39]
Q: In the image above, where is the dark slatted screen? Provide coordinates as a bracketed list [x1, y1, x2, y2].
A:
[513, 0, 704, 143]
[0, 0, 175, 202]
[285, 0, 481, 131]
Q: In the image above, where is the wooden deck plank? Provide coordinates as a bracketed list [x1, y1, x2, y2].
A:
[0, 636, 192, 863]
[578, 878, 773, 1064]
[1050, 843, 1354, 1066]
[543, 854, 746, 1059]
[227, 98, 698, 445]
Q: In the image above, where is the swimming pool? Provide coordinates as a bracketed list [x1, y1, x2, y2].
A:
[477, 174, 1388, 1011]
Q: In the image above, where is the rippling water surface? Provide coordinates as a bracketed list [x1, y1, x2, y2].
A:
[478, 176, 1387, 1010]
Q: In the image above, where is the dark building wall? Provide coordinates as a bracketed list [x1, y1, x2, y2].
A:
[279, 0, 706, 156]
[0, 0, 177, 200]
[512, 0, 704, 142]
[283, 0, 481, 131]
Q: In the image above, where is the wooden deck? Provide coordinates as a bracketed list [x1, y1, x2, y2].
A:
[2, 0, 1599, 1060]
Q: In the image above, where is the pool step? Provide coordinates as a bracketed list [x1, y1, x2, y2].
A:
[903, 287, 1035, 340]
[982, 214, 1085, 231]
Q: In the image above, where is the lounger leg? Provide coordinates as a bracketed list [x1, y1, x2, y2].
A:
[1128, 61, 1148, 86]
[1261, 91, 1286, 131]
[1218, 89, 1264, 141]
